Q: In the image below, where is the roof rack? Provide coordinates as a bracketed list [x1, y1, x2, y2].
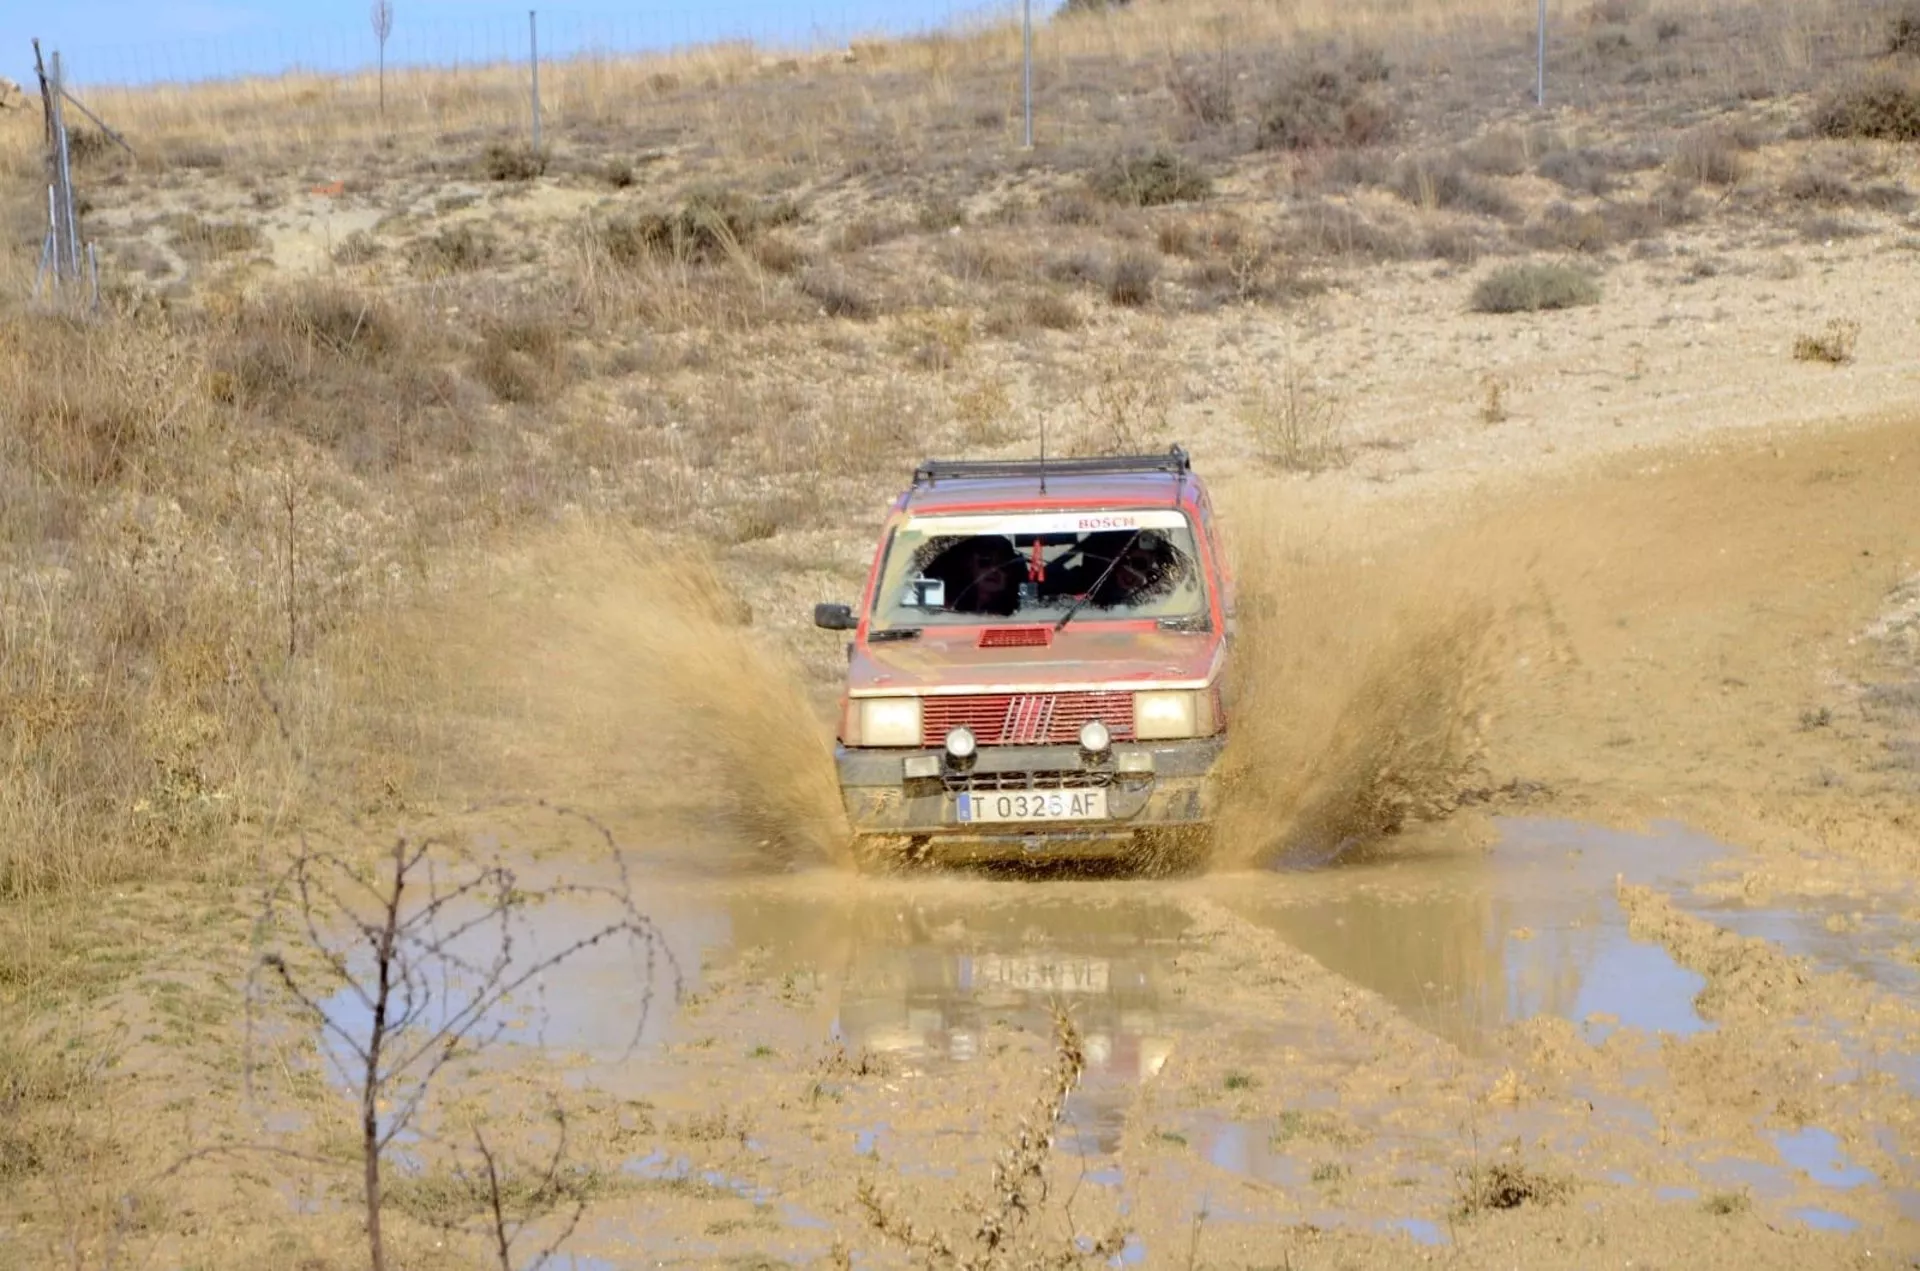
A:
[912, 444, 1189, 486]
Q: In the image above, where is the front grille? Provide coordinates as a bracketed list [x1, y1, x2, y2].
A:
[921, 692, 1135, 747]
[942, 769, 1117, 792]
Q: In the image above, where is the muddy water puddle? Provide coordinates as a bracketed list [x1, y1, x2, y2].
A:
[316, 815, 1909, 1082]
[1226, 817, 1730, 1051]
[305, 815, 1919, 1255]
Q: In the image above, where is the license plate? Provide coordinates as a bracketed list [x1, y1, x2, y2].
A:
[970, 954, 1111, 993]
[956, 788, 1108, 824]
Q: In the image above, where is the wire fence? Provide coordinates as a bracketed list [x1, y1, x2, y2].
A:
[59, 4, 1014, 90]
[29, 48, 106, 311]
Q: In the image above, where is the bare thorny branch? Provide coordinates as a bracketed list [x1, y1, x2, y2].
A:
[455, 1100, 591, 1271]
[245, 798, 681, 1270]
[860, 1003, 1123, 1270]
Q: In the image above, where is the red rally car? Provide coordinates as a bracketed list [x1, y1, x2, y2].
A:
[813, 446, 1233, 866]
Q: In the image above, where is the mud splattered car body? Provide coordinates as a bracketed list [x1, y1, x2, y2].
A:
[814, 447, 1231, 864]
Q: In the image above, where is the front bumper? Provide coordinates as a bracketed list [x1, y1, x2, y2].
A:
[835, 737, 1224, 856]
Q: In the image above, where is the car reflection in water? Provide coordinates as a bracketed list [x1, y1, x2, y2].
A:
[723, 888, 1189, 1155]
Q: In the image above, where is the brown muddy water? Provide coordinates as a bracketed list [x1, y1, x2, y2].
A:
[314, 815, 1920, 1265]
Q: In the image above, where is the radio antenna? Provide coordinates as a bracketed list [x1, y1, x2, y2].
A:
[1038, 417, 1048, 494]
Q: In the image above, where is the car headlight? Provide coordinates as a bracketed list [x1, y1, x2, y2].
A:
[1133, 689, 1215, 740]
[856, 696, 922, 747]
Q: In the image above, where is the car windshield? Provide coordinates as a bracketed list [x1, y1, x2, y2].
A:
[870, 510, 1208, 630]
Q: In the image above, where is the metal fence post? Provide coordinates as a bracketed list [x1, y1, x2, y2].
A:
[1537, 0, 1547, 107]
[529, 9, 542, 151]
[1022, 0, 1033, 149]
[51, 53, 81, 280]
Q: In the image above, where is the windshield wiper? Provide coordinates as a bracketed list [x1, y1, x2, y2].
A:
[1054, 527, 1145, 633]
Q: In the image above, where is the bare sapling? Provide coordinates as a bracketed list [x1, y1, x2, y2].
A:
[371, 1, 395, 120]
[253, 802, 677, 1270]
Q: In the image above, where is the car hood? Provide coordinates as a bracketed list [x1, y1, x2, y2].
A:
[850, 626, 1222, 696]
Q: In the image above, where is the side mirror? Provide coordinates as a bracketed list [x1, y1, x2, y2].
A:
[813, 602, 857, 631]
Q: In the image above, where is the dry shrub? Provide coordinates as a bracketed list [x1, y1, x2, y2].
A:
[1, 315, 183, 490]
[1285, 200, 1413, 262]
[168, 215, 266, 261]
[1459, 128, 1531, 178]
[1105, 248, 1160, 307]
[1792, 318, 1860, 365]
[1421, 222, 1494, 265]
[1240, 363, 1346, 471]
[480, 140, 546, 181]
[798, 267, 877, 320]
[1088, 149, 1212, 207]
[939, 235, 1029, 285]
[889, 310, 973, 372]
[1178, 227, 1319, 307]
[1537, 148, 1621, 197]
[330, 229, 383, 265]
[407, 223, 498, 276]
[835, 215, 909, 252]
[1522, 203, 1612, 254]
[1812, 72, 1920, 141]
[1593, 181, 1701, 242]
[1470, 262, 1601, 313]
[0, 317, 281, 896]
[915, 196, 966, 232]
[751, 233, 810, 275]
[205, 282, 473, 472]
[985, 290, 1082, 336]
[1890, 1, 1920, 56]
[1166, 48, 1235, 128]
[1042, 189, 1108, 227]
[1257, 46, 1394, 152]
[596, 191, 800, 266]
[1387, 156, 1517, 218]
[1083, 351, 1175, 452]
[473, 313, 567, 404]
[1456, 1162, 1572, 1216]
[1667, 125, 1747, 187]
[1779, 163, 1913, 213]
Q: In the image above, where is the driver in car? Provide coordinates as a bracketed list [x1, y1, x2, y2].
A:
[1064, 531, 1175, 608]
[943, 537, 1023, 616]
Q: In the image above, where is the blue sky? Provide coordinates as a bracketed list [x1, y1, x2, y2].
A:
[7, 1, 1030, 88]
